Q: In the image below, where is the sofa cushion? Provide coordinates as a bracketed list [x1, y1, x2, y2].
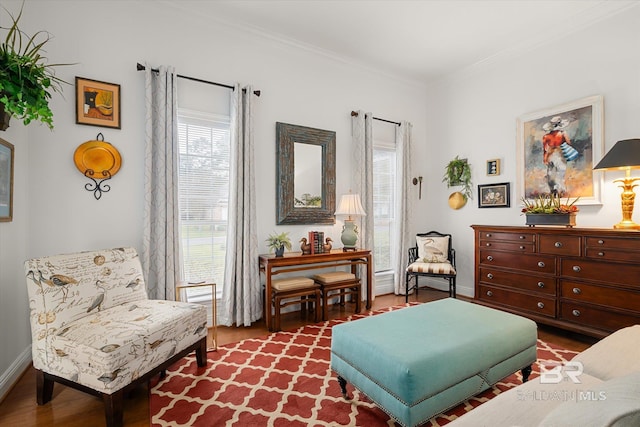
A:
[539, 371, 640, 427]
[447, 373, 604, 427]
[572, 325, 640, 381]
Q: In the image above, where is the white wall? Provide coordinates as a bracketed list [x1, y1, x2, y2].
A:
[423, 5, 640, 297]
[0, 0, 428, 392]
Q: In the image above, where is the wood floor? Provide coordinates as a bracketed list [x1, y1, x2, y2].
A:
[0, 291, 598, 426]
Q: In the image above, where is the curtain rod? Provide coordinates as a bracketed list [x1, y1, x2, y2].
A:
[350, 110, 400, 126]
[136, 63, 261, 96]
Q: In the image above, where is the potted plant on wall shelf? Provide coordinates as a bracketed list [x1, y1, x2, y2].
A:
[521, 194, 579, 228]
[266, 232, 292, 257]
[0, 5, 71, 130]
[443, 156, 473, 202]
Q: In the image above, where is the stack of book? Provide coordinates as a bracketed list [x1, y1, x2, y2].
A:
[307, 231, 325, 254]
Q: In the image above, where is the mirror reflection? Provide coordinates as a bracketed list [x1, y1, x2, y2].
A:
[276, 122, 335, 225]
[294, 142, 322, 208]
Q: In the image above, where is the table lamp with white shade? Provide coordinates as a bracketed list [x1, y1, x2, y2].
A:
[335, 193, 366, 251]
[593, 138, 640, 230]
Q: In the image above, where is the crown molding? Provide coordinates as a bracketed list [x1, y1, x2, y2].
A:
[433, 1, 640, 88]
[159, 1, 428, 90]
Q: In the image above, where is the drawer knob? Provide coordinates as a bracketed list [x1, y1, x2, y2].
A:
[537, 282, 545, 288]
[598, 252, 604, 257]
[554, 241, 563, 248]
[486, 290, 493, 297]
[487, 273, 494, 279]
[572, 287, 581, 294]
[486, 233, 492, 237]
[598, 240, 604, 245]
[572, 309, 581, 317]
[486, 243, 491, 247]
[519, 235, 525, 240]
[519, 245, 525, 250]
[538, 261, 545, 268]
[572, 265, 581, 272]
[487, 255, 494, 261]
[537, 302, 545, 309]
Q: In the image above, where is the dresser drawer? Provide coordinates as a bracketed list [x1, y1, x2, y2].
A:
[560, 302, 640, 333]
[560, 280, 640, 312]
[539, 234, 581, 256]
[479, 250, 556, 274]
[584, 236, 640, 262]
[479, 231, 535, 243]
[585, 235, 640, 251]
[479, 285, 555, 317]
[479, 267, 555, 295]
[560, 259, 640, 287]
[479, 240, 534, 253]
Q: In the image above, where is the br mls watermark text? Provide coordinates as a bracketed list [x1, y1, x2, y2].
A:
[517, 361, 607, 402]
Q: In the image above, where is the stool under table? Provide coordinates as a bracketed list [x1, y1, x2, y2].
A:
[330, 298, 537, 427]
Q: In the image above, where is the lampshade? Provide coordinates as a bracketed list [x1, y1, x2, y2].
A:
[593, 138, 640, 230]
[334, 193, 366, 220]
[594, 139, 640, 171]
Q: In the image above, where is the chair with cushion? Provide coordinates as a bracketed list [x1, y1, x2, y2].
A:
[270, 276, 321, 332]
[405, 231, 456, 302]
[25, 247, 208, 427]
[313, 271, 361, 320]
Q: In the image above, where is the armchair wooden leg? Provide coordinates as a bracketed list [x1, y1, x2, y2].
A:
[36, 370, 54, 405]
[196, 337, 207, 367]
[103, 390, 124, 427]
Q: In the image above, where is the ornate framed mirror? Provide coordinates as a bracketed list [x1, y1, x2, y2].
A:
[276, 122, 336, 224]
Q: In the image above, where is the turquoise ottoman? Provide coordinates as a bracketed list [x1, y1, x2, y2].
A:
[330, 298, 537, 427]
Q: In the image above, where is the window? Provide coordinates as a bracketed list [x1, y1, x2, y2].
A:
[373, 143, 397, 276]
[177, 110, 230, 298]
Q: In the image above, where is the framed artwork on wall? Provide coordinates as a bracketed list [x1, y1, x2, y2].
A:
[486, 159, 500, 176]
[516, 95, 603, 205]
[76, 77, 121, 129]
[478, 182, 510, 208]
[0, 138, 14, 222]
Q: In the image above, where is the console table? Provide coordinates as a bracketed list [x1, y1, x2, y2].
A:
[471, 225, 640, 338]
[259, 249, 372, 331]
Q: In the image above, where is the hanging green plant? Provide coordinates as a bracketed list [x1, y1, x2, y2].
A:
[443, 156, 473, 200]
[0, 4, 72, 130]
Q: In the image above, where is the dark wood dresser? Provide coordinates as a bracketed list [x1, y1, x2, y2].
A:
[471, 225, 640, 338]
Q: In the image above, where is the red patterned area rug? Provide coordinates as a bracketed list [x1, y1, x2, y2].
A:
[150, 304, 579, 426]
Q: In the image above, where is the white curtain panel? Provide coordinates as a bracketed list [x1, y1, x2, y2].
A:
[220, 84, 260, 327]
[142, 64, 182, 300]
[351, 110, 376, 302]
[394, 121, 413, 294]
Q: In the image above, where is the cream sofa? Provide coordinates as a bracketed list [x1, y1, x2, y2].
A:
[449, 325, 640, 427]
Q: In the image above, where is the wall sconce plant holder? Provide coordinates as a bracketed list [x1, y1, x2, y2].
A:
[73, 133, 121, 200]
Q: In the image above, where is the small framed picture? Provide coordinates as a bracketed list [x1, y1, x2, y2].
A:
[76, 77, 121, 129]
[478, 182, 510, 208]
[0, 138, 14, 222]
[486, 159, 500, 176]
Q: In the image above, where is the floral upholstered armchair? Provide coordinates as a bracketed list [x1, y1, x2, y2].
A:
[25, 247, 208, 427]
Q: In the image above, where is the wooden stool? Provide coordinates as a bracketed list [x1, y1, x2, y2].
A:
[271, 277, 321, 332]
[312, 271, 361, 320]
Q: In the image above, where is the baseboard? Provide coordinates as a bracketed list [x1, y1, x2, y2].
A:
[0, 346, 32, 403]
[421, 277, 473, 298]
